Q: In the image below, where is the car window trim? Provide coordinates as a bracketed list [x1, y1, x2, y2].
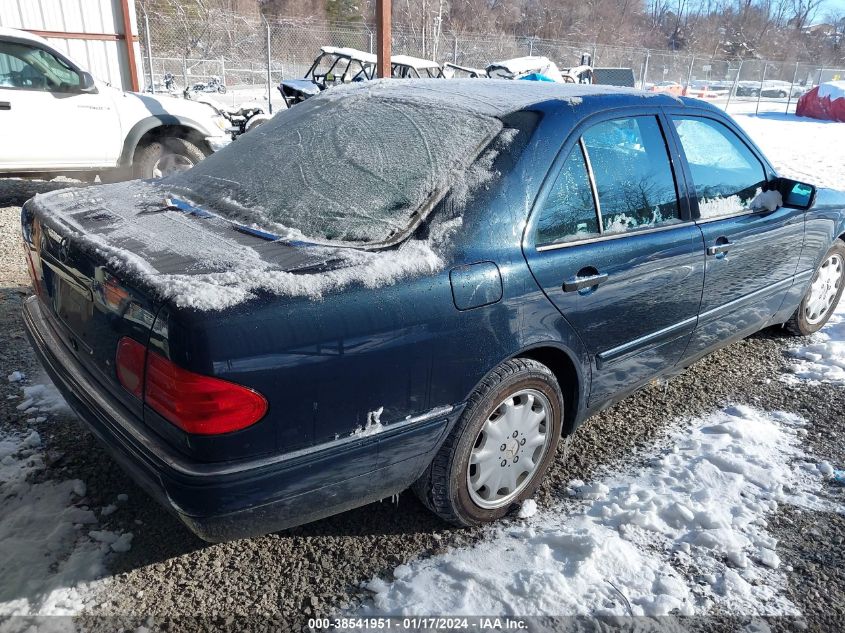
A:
[532, 109, 688, 251]
[536, 220, 691, 252]
[579, 137, 604, 233]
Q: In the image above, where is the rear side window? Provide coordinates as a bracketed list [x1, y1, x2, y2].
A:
[671, 116, 767, 219]
[583, 116, 681, 235]
[535, 143, 599, 246]
[534, 115, 680, 246]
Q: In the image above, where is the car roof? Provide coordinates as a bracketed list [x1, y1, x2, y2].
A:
[0, 26, 53, 48]
[391, 55, 441, 69]
[322, 78, 697, 118]
[319, 46, 377, 65]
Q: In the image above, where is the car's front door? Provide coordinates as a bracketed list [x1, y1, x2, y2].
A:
[0, 38, 118, 170]
[667, 113, 806, 359]
[524, 112, 705, 405]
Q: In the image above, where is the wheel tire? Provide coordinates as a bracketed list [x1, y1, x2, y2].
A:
[413, 358, 563, 526]
[785, 239, 845, 336]
[133, 137, 207, 180]
[244, 114, 271, 133]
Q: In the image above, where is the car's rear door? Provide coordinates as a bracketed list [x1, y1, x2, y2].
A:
[523, 109, 705, 405]
[665, 111, 805, 359]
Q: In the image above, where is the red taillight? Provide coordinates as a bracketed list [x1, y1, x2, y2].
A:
[116, 337, 146, 398]
[144, 348, 267, 435]
[115, 336, 267, 435]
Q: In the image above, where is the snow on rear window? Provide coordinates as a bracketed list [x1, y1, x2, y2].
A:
[165, 93, 502, 246]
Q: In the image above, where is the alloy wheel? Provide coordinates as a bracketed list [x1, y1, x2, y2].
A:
[467, 388, 552, 509]
[805, 253, 843, 325]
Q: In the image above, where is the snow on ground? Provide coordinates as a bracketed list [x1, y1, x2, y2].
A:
[358, 406, 834, 617]
[785, 301, 845, 385]
[733, 112, 845, 190]
[0, 375, 132, 616]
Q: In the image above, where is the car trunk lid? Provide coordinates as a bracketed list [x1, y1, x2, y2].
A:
[21, 181, 338, 415]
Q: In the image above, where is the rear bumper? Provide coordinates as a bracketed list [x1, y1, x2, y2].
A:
[23, 295, 457, 541]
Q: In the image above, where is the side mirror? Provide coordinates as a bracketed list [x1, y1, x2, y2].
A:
[774, 177, 816, 210]
[78, 71, 97, 94]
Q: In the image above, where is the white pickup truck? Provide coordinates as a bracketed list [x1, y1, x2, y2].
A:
[0, 27, 231, 181]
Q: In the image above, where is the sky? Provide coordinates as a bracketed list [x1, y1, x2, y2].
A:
[822, 0, 845, 19]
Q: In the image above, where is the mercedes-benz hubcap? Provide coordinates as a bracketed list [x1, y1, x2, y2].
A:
[805, 254, 843, 325]
[467, 388, 552, 509]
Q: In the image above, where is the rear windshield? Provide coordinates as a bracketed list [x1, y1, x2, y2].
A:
[165, 93, 503, 246]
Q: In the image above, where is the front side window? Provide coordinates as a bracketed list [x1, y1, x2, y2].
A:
[672, 116, 767, 219]
[0, 41, 80, 91]
[582, 116, 681, 235]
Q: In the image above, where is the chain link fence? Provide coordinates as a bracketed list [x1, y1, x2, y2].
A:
[136, 7, 845, 115]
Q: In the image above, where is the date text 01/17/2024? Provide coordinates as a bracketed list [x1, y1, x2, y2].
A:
[307, 617, 529, 629]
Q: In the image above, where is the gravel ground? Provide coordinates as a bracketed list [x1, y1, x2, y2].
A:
[1, 178, 843, 630]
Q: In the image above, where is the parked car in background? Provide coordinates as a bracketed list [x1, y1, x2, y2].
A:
[684, 80, 729, 99]
[486, 56, 565, 82]
[392, 55, 445, 78]
[759, 80, 805, 99]
[735, 80, 762, 97]
[22, 80, 845, 541]
[0, 27, 231, 181]
[278, 46, 375, 107]
[443, 62, 487, 78]
[279, 48, 447, 106]
[649, 80, 683, 95]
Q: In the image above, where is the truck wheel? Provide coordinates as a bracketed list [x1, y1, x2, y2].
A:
[413, 358, 563, 526]
[133, 137, 206, 179]
[244, 114, 271, 133]
[786, 240, 845, 336]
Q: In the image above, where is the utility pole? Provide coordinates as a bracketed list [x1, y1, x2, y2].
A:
[120, 0, 140, 91]
[377, 0, 392, 79]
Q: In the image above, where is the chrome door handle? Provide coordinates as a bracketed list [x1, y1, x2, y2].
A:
[0, 101, 10, 111]
[563, 273, 608, 292]
[707, 241, 732, 256]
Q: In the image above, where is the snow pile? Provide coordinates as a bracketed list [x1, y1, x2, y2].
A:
[17, 380, 71, 416]
[786, 300, 845, 384]
[357, 406, 828, 617]
[818, 81, 845, 102]
[0, 381, 131, 616]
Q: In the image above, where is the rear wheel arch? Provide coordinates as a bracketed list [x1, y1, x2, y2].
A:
[517, 345, 584, 436]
